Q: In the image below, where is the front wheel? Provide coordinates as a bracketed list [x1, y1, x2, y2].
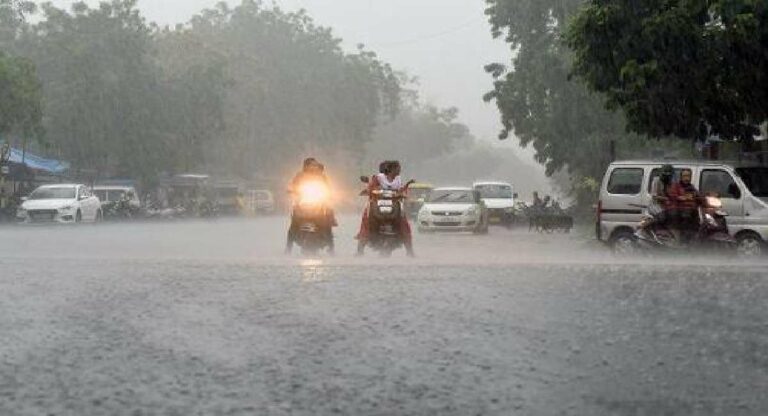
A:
[737, 233, 764, 258]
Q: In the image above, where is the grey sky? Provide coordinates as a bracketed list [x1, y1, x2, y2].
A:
[50, 0, 512, 142]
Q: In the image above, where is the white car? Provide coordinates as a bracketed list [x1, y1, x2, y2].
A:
[417, 187, 488, 233]
[17, 184, 102, 224]
[473, 181, 517, 227]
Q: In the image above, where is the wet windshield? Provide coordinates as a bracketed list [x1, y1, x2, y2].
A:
[29, 187, 76, 200]
[427, 190, 475, 203]
[475, 184, 513, 199]
[736, 167, 768, 197]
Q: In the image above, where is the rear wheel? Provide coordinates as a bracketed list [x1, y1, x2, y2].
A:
[611, 230, 637, 256]
[737, 232, 763, 258]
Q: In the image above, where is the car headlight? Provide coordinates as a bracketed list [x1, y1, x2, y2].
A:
[16, 208, 26, 217]
[59, 205, 75, 212]
[467, 207, 478, 215]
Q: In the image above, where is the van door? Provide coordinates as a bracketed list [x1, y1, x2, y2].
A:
[699, 168, 745, 225]
[601, 166, 646, 234]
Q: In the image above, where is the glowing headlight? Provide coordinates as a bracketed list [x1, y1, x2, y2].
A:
[298, 181, 329, 205]
[706, 196, 722, 208]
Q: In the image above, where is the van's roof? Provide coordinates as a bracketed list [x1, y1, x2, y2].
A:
[610, 159, 764, 168]
[38, 184, 79, 188]
[92, 185, 134, 190]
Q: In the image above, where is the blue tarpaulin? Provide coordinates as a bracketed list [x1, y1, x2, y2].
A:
[8, 147, 70, 174]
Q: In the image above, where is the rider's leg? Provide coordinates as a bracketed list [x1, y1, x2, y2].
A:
[285, 213, 299, 253]
[400, 217, 415, 257]
[356, 209, 369, 256]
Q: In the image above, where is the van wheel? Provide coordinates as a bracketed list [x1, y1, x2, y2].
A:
[737, 233, 764, 258]
[611, 231, 637, 255]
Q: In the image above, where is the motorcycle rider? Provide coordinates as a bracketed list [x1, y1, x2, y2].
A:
[286, 158, 336, 254]
[356, 160, 415, 257]
[637, 164, 675, 238]
[669, 168, 701, 244]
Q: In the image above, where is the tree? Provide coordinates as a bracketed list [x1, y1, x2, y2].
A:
[484, 0, 691, 211]
[566, 0, 768, 142]
[0, 52, 41, 140]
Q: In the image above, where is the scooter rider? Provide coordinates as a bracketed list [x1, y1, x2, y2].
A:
[637, 164, 675, 238]
[669, 168, 701, 244]
[356, 160, 415, 257]
[286, 158, 336, 254]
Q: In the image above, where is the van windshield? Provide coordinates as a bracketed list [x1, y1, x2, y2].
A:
[736, 167, 768, 197]
[475, 184, 513, 199]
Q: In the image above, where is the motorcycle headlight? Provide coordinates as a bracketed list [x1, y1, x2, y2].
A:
[298, 181, 329, 205]
[706, 196, 722, 209]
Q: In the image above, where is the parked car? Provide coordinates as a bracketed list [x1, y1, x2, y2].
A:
[17, 184, 102, 224]
[473, 181, 517, 227]
[246, 189, 275, 214]
[597, 160, 768, 257]
[417, 187, 488, 233]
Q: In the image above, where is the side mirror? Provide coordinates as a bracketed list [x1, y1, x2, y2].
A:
[360, 176, 370, 184]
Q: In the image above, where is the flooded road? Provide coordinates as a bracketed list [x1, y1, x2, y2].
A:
[1, 217, 767, 415]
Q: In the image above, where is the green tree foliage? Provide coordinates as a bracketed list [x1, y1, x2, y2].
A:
[567, 0, 768, 142]
[4, 0, 400, 182]
[485, 0, 643, 180]
[0, 51, 41, 138]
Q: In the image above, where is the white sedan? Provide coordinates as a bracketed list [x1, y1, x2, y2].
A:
[417, 187, 489, 234]
[17, 184, 102, 224]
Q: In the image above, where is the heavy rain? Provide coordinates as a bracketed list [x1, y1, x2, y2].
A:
[1, 1, 768, 415]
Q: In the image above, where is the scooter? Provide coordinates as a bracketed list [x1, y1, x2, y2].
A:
[360, 176, 414, 257]
[291, 181, 333, 255]
[633, 196, 736, 253]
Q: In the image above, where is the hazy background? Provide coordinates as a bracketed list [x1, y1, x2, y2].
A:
[44, 0, 555, 197]
[50, 0, 518, 151]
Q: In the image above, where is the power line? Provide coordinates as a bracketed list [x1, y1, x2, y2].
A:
[372, 17, 485, 49]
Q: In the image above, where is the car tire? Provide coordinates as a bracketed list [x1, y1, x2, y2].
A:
[95, 209, 103, 223]
[75, 210, 82, 223]
[611, 230, 637, 256]
[737, 232, 764, 258]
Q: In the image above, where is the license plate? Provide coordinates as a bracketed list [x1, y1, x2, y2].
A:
[435, 218, 455, 223]
[378, 200, 393, 207]
[32, 213, 54, 220]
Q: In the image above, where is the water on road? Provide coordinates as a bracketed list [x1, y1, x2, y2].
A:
[1, 216, 766, 415]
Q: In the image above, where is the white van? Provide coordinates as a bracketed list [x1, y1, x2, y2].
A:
[473, 181, 517, 227]
[597, 160, 768, 256]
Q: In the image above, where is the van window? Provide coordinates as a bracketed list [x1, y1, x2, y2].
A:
[700, 170, 740, 199]
[736, 167, 768, 197]
[647, 168, 684, 192]
[607, 168, 643, 195]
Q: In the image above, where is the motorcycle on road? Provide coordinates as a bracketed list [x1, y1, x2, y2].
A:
[360, 176, 413, 257]
[291, 180, 334, 255]
[627, 196, 736, 254]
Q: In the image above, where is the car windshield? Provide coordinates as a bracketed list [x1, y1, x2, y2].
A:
[736, 167, 768, 197]
[409, 188, 431, 199]
[475, 184, 513, 199]
[427, 190, 475, 203]
[29, 187, 76, 200]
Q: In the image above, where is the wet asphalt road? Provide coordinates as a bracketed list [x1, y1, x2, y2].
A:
[1, 216, 767, 415]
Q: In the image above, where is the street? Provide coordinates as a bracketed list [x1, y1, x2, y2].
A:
[1, 216, 767, 415]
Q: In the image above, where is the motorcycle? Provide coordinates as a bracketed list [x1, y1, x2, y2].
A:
[291, 180, 333, 255]
[632, 195, 736, 253]
[360, 176, 414, 257]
